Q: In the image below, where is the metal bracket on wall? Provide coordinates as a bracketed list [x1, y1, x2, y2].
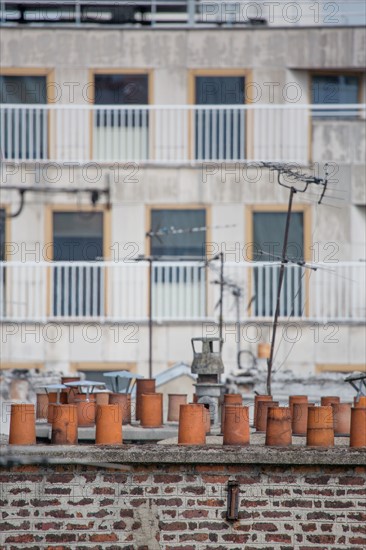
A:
[226, 480, 240, 521]
[0, 183, 111, 218]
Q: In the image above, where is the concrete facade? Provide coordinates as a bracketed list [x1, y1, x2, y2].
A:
[0, 26, 365, 380]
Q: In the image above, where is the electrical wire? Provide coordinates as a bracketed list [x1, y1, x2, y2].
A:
[271, 269, 311, 374]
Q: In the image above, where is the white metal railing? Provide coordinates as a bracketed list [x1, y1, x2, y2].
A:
[0, 261, 364, 322]
[1, 1, 365, 27]
[1, 104, 364, 165]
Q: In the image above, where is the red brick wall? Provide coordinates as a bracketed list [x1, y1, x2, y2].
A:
[1, 463, 366, 549]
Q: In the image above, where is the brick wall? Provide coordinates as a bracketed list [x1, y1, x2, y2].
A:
[0, 446, 365, 549]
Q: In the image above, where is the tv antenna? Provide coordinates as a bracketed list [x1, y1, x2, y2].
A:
[261, 162, 329, 395]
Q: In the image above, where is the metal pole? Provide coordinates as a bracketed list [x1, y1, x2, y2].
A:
[148, 258, 153, 378]
[266, 186, 296, 395]
[236, 292, 241, 369]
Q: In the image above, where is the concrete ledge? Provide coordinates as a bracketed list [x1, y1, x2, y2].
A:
[1, 444, 365, 467]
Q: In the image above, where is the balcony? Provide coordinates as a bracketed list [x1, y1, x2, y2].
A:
[0, 260, 365, 323]
[1, 104, 365, 166]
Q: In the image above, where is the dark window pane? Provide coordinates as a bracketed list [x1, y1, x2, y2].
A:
[252, 212, 304, 317]
[312, 75, 359, 117]
[94, 74, 149, 129]
[94, 74, 148, 105]
[195, 76, 245, 160]
[253, 212, 304, 262]
[52, 212, 104, 317]
[0, 76, 47, 104]
[53, 212, 103, 261]
[151, 209, 206, 258]
[196, 76, 244, 105]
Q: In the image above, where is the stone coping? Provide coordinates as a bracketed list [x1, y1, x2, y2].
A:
[0, 444, 365, 467]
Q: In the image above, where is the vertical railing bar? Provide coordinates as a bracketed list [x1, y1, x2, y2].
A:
[197, 108, 202, 161]
[0, 108, 6, 160]
[105, 108, 111, 162]
[258, 265, 263, 317]
[204, 108, 209, 160]
[64, 264, 69, 317]
[171, 264, 177, 319]
[265, 265, 270, 317]
[225, 107, 230, 160]
[127, 109, 132, 161]
[43, 105, 48, 159]
[35, 106, 40, 160]
[13, 107, 19, 160]
[92, 264, 97, 317]
[70, 264, 76, 318]
[233, 108, 238, 160]
[8, 108, 13, 161]
[85, 264, 91, 317]
[56, 265, 61, 318]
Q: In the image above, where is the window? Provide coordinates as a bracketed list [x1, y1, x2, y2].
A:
[149, 208, 207, 319]
[252, 211, 305, 317]
[53, 212, 103, 261]
[312, 74, 360, 117]
[0, 75, 47, 104]
[150, 209, 206, 258]
[0, 75, 48, 159]
[194, 75, 245, 160]
[93, 72, 149, 160]
[52, 211, 104, 317]
[94, 74, 148, 105]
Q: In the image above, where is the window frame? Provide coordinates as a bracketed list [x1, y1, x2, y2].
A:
[45, 204, 111, 317]
[146, 204, 211, 258]
[188, 69, 253, 160]
[146, 204, 211, 318]
[0, 68, 55, 160]
[88, 69, 153, 160]
[309, 70, 363, 115]
[245, 203, 311, 317]
[0, 67, 55, 101]
[89, 69, 153, 104]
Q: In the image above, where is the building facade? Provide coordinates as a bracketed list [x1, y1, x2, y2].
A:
[1, 4, 365, 385]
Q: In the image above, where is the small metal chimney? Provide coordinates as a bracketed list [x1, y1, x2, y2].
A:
[191, 337, 225, 430]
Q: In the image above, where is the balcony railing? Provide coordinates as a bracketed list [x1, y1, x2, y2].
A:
[1, 0, 365, 27]
[0, 261, 364, 323]
[1, 104, 365, 165]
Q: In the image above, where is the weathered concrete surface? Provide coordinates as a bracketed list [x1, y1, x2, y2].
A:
[1, 443, 365, 466]
[1, 28, 365, 75]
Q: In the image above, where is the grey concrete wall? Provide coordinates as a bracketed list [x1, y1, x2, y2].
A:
[1, 25, 365, 377]
[1, 163, 364, 261]
[1, 27, 365, 106]
[1, 322, 365, 381]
